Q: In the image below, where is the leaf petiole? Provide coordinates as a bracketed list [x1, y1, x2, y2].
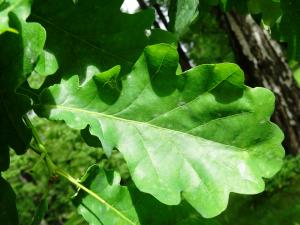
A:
[24, 115, 135, 225]
[56, 168, 136, 225]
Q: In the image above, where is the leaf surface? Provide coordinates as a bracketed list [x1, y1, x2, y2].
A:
[74, 165, 219, 225]
[29, 0, 155, 80]
[0, 175, 18, 225]
[0, 0, 46, 170]
[272, 0, 300, 60]
[36, 43, 284, 218]
[0, 0, 27, 34]
[247, 0, 281, 25]
[169, 0, 199, 36]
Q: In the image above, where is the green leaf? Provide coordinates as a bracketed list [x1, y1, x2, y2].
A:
[220, 0, 250, 13]
[247, 0, 281, 25]
[74, 165, 219, 225]
[0, 175, 18, 225]
[169, 0, 199, 36]
[0, 92, 32, 171]
[28, 50, 59, 89]
[0, 0, 46, 170]
[34, 50, 58, 77]
[168, 0, 281, 37]
[0, 0, 25, 34]
[36, 43, 284, 218]
[29, 0, 155, 80]
[0, 0, 46, 89]
[272, 0, 300, 60]
[148, 28, 178, 45]
[293, 67, 300, 87]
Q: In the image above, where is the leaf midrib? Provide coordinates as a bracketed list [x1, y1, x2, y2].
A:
[40, 103, 253, 152]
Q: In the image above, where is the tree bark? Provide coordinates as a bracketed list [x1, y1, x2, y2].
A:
[218, 11, 300, 154]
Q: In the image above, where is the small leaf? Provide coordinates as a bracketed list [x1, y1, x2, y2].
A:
[36, 43, 284, 218]
[74, 165, 218, 225]
[169, 0, 199, 36]
[94, 65, 120, 84]
[0, 0, 25, 35]
[34, 50, 58, 77]
[28, 50, 59, 89]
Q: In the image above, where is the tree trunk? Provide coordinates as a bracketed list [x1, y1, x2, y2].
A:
[218, 11, 300, 154]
